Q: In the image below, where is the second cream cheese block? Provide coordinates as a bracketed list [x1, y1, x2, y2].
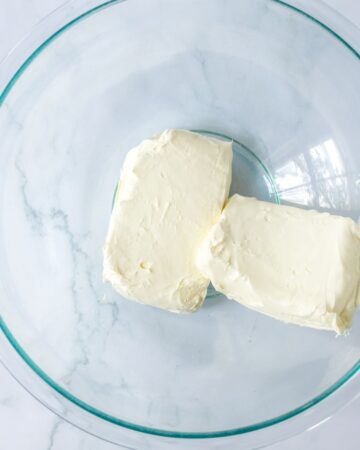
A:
[196, 194, 360, 333]
[103, 129, 232, 312]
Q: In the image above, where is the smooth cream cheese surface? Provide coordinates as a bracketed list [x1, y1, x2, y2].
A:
[196, 194, 360, 333]
[103, 129, 233, 312]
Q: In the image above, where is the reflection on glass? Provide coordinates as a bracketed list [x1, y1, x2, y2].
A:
[273, 152, 313, 206]
[308, 139, 349, 209]
[309, 139, 344, 176]
[273, 139, 357, 215]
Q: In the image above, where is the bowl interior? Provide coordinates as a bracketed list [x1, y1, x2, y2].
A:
[0, 0, 359, 435]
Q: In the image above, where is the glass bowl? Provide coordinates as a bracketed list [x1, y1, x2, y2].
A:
[0, 0, 359, 449]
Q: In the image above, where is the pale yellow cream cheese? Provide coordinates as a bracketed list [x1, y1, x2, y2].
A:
[103, 129, 232, 312]
[196, 194, 360, 333]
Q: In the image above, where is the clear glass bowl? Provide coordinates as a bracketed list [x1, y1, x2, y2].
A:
[0, 0, 359, 449]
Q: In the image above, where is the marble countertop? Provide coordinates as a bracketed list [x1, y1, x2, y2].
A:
[0, 1, 359, 449]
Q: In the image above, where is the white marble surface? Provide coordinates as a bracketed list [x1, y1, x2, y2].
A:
[0, 0, 360, 449]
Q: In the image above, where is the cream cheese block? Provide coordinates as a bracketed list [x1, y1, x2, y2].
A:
[196, 194, 360, 333]
[103, 129, 232, 312]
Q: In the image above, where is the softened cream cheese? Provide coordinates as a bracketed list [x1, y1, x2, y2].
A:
[196, 194, 360, 333]
[103, 129, 232, 312]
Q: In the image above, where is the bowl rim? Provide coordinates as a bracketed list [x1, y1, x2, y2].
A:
[0, 0, 359, 441]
